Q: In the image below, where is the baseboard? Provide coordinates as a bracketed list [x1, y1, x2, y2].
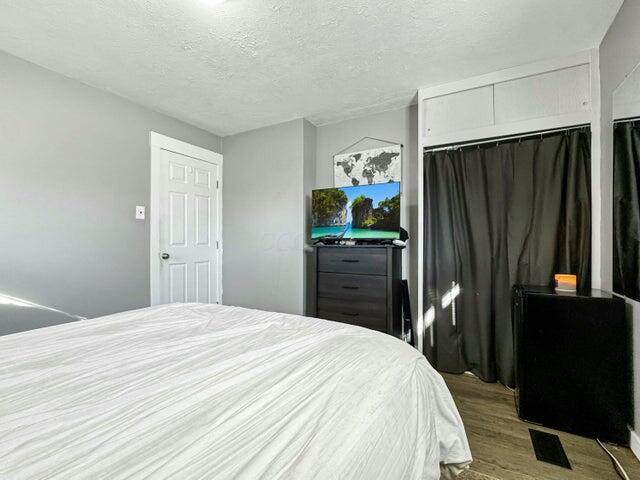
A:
[630, 428, 640, 462]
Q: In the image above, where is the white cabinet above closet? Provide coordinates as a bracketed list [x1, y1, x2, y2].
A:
[424, 85, 494, 136]
[494, 64, 590, 124]
[419, 51, 594, 147]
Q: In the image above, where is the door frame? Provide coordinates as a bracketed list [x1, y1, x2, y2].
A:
[149, 132, 223, 306]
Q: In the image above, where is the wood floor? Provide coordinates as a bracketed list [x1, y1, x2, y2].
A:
[443, 372, 640, 480]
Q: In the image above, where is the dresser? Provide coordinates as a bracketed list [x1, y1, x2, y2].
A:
[307, 245, 403, 338]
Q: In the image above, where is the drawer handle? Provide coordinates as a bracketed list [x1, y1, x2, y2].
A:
[342, 285, 360, 290]
[341, 259, 360, 263]
[341, 312, 360, 317]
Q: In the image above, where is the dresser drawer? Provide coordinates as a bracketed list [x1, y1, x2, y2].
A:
[317, 297, 387, 331]
[318, 248, 387, 275]
[318, 273, 386, 301]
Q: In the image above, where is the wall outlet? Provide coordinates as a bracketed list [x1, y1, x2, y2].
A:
[135, 205, 146, 220]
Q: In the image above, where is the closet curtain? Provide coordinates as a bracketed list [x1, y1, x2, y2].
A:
[423, 130, 591, 386]
[613, 120, 640, 301]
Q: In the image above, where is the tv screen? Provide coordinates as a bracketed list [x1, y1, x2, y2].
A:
[311, 182, 400, 240]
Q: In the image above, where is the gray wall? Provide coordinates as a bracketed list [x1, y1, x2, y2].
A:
[222, 107, 418, 321]
[598, 0, 640, 435]
[315, 106, 418, 320]
[0, 51, 221, 322]
[302, 120, 318, 313]
[222, 119, 311, 315]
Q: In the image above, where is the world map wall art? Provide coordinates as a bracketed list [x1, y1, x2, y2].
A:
[333, 144, 402, 187]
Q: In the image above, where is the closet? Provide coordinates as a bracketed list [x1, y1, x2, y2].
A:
[416, 50, 600, 382]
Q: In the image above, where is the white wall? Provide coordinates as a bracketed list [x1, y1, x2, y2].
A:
[222, 119, 315, 315]
[613, 63, 640, 119]
[315, 106, 418, 319]
[0, 50, 221, 322]
[599, 0, 640, 446]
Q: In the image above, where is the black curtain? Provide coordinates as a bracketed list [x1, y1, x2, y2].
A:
[423, 129, 591, 386]
[613, 121, 640, 301]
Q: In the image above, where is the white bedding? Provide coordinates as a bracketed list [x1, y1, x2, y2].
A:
[0, 303, 471, 479]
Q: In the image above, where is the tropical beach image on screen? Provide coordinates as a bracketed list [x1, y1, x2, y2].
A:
[311, 182, 400, 239]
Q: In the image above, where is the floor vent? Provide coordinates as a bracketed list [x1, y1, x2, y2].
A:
[529, 429, 571, 469]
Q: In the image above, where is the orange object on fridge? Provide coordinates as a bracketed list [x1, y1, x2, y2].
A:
[554, 274, 577, 292]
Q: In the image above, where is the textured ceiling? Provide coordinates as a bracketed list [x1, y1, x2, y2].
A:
[0, 0, 623, 136]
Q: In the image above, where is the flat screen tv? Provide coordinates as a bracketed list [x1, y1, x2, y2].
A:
[311, 182, 400, 240]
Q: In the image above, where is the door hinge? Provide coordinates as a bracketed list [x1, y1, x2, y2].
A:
[216, 241, 219, 249]
[216, 180, 219, 189]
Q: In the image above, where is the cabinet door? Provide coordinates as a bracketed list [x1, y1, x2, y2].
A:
[494, 64, 590, 124]
[423, 85, 494, 138]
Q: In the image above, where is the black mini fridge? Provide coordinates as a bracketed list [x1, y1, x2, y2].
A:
[512, 285, 631, 445]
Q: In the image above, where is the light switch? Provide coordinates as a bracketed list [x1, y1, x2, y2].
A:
[135, 205, 146, 220]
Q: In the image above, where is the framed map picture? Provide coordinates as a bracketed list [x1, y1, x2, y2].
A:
[334, 144, 402, 187]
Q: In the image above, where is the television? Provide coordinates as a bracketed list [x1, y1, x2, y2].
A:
[311, 182, 400, 240]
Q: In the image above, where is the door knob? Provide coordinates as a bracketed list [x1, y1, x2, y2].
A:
[161, 253, 170, 260]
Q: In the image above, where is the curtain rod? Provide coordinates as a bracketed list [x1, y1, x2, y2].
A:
[613, 116, 640, 124]
[424, 124, 589, 152]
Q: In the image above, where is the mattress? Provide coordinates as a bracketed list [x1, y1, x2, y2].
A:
[0, 303, 471, 479]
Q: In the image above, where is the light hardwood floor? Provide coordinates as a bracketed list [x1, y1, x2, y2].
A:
[443, 372, 640, 480]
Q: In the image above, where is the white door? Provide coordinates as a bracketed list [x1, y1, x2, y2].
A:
[150, 133, 222, 305]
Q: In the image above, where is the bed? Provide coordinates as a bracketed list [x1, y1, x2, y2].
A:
[0, 303, 471, 479]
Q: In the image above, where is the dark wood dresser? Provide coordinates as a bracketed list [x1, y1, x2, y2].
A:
[307, 245, 403, 338]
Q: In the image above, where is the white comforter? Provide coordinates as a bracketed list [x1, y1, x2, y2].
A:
[0, 303, 471, 480]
